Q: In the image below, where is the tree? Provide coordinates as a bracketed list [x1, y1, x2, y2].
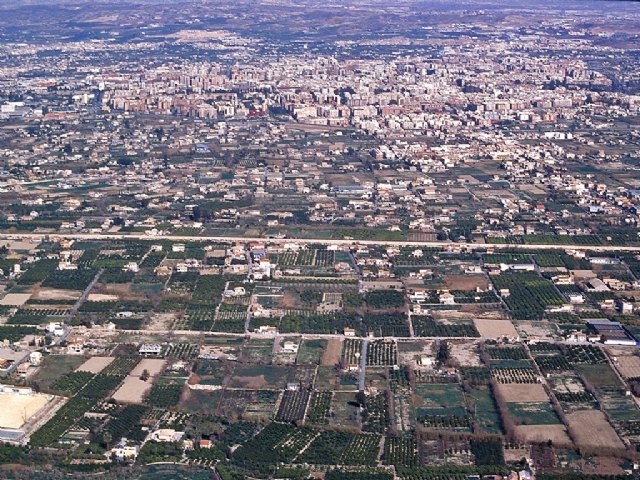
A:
[437, 341, 451, 364]
[102, 431, 112, 449]
[140, 369, 150, 382]
[191, 206, 202, 222]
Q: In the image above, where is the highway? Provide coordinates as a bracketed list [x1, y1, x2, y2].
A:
[1, 232, 639, 253]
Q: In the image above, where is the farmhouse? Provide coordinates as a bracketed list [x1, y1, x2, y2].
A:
[409, 288, 427, 302]
[123, 262, 139, 273]
[139, 344, 162, 355]
[257, 325, 278, 335]
[172, 244, 186, 253]
[439, 291, 455, 305]
[151, 428, 184, 442]
[66, 341, 84, 355]
[282, 341, 299, 354]
[586, 278, 609, 292]
[499, 263, 535, 272]
[110, 446, 138, 460]
[568, 293, 585, 304]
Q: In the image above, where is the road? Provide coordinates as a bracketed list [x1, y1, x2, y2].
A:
[101, 327, 637, 349]
[359, 339, 368, 391]
[66, 268, 104, 324]
[1, 232, 639, 253]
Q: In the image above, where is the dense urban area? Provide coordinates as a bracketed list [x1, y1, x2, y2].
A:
[0, 0, 640, 479]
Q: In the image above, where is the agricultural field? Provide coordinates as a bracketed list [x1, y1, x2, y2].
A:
[3, 237, 639, 477]
[576, 364, 621, 388]
[413, 384, 470, 432]
[227, 364, 291, 390]
[363, 313, 410, 337]
[513, 425, 572, 446]
[613, 354, 640, 379]
[412, 316, 479, 338]
[306, 390, 333, 425]
[341, 433, 381, 466]
[30, 355, 87, 392]
[321, 338, 343, 366]
[280, 311, 362, 335]
[240, 338, 275, 363]
[50, 371, 94, 396]
[29, 356, 139, 447]
[565, 344, 607, 365]
[0, 325, 38, 343]
[534, 355, 571, 373]
[384, 436, 418, 467]
[507, 401, 561, 425]
[366, 340, 398, 366]
[235, 390, 280, 421]
[276, 390, 310, 422]
[292, 339, 325, 365]
[468, 386, 502, 434]
[342, 338, 364, 366]
[486, 345, 527, 360]
[548, 375, 596, 409]
[112, 358, 166, 404]
[566, 410, 624, 450]
[331, 391, 360, 428]
[213, 304, 247, 333]
[315, 367, 358, 392]
[496, 384, 548, 403]
[492, 273, 564, 320]
[491, 366, 538, 384]
[362, 392, 390, 433]
[146, 380, 185, 408]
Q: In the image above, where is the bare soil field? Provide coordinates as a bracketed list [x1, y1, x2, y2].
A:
[497, 383, 548, 403]
[444, 274, 489, 291]
[519, 184, 546, 196]
[87, 293, 119, 302]
[473, 318, 518, 338]
[32, 288, 81, 301]
[76, 356, 114, 374]
[0, 293, 31, 306]
[609, 352, 640, 379]
[281, 291, 301, 309]
[321, 338, 343, 366]
[578, 456, 626, 476]
[112, 377, 153, 404]
[0, 240, 40, 251]
[92, 283, 145, 301]
[515, 425, 572, 447]
[504, 446, 530, 463]
[566, 410, 624, 450]
[549, 376, 585, 394]
[130, 358, 166, 377]
[515, 321, 556, 341]
[229, 375, 267, 389]
[450, 341, 482, 366]
[112, 359, 166, 403]
[0, 392, 51, 429]
[147, 313, 177, 331]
